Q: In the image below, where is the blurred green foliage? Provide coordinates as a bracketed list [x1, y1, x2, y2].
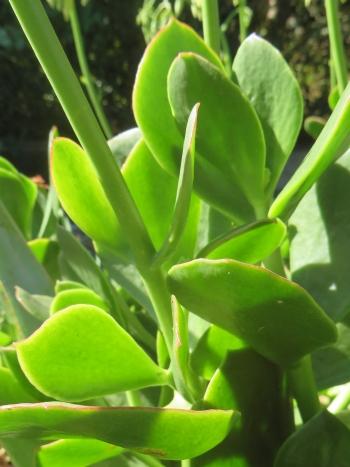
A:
[1, 0, 350, 175]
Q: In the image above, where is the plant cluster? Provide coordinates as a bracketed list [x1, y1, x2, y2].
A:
[1, 0, 350, 466]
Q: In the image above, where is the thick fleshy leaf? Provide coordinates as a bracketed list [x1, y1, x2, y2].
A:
[16, 305, 169, 401]
[15, 287, 52, 322]
[51, 138, 122, 249]
[274, 411, 350, 467]
[108, 127, 142, 166]
[50, 289, 108, 314]
[191, 325, 245, 380]
[168, 259, 337, 367]
[233, 34, 303, 194]
[304, 116, 326, 140]
[312, 323, 350, 390]
[38, 439, 124, 467]
[0, 160, 37, 238]
[269, 82, 350, 220]
[168, 52, 265, 219]
[197, 218, 286, 263]
[0, 201, 53, 336]
[0, 367, 37, 405]
[153, 104, 198, 267]
[27, 238, 60, 282]
[133, 19, 223, 176]
[193, 350, 286, 467]
[289, 150, 350, 322]
[0, 402, 236, 460]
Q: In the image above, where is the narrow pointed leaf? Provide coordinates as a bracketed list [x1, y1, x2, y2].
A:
[168, 52, 265, 219]
[168, 259, 337, 366]
[16, 305, 169, 401]
[0, 402, 236, 460]
[274, 411, 350, 467]
[0, 201, 53, 336]
[38, 439, 124, 467]
[269, 82, 350, 220]
[133, 19, 223, 176]
[197, 218, 286, 263]
[15, 287, 52, 322]
[233, 34, 303, 194]
[153, 104, 198, 267]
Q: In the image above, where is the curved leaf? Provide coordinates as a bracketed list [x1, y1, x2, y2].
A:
[168, 259, 337, 367]
[16, 305, 169, 401]
[233, 34, 303, 194]
[0, 402, 236, 460]
[133, 19, 223, 176]
[197, 218, 286, 263]
[50, 289, 108, 314]
[168, 52, 265, 220]
[108, 127, 142, 166]
[0, 367, 37, 405]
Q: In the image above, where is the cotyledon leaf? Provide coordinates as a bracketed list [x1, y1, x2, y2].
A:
[133, 19, 224, 176]
[233, 34, 303, 196]
[16, 305, 170, 401]
[167, 259, 337, 367]
[0, 402, 236, 460]
[168, 52, 265, 219]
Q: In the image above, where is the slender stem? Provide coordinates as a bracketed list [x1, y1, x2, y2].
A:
[69, 0, 112, 138]
[287, 355, 321, 422]
[202, 0, 221, 54]
[9, 0, 155, 273]
[325, 0, 348, 93]
[238, 0, 247, 43]
[328, 382, 350, 413]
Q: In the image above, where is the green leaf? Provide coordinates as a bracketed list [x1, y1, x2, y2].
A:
[0, 201, 53, 336]
[133, 19, 223, 176]
[312, 323, 350, 390]
[274, 411, 350, 467]
[233, 34, 303, 195]
[193, 350, 286, 467]
[168, 52, 265, 219]
[0, 168, 37, 238]
[27, 238, 60, 282]
[167, 259, 337, 367]
[152, 104, 198, 267]
[0, 402, 236, 460]
[108, 128, 142, 167]
[15, 287, 52, 322]
[197, 218, 286, 263]
[269, 82, 350, 220]
[191, 325, 245, 380]
[38, 439, 124, 467]
[54, 280, 87, 294]
[304, 116, 326, 140]
[16, 305, 169, 401]
[49, 288, 108, 314]
[0, 367, 37, 405]
[289, 150, 350, 322]
[51, 138, 123, 250]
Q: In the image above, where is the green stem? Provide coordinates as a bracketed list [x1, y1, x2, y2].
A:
[287, 355, 321, 423]
[202, 0, 221, 54]
[238, 0, 247, 43]
[126, 390, 143, 407]
[325, 0, 348, 93]
[9, 0, 154, 272]
[69, 0, 113, 139]
[328, 382, 350, 413]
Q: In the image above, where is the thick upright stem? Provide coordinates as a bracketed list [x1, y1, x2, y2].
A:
[202, 0, 221, 54]
[69, 0, 112, 138]
[287, 356, 321, 422]
[325, 0, 348, 92]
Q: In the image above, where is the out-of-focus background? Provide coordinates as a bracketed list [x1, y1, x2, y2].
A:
[1, 0, 349, 177]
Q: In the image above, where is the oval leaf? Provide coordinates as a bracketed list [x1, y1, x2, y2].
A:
[233, 34, 303, 195]
[167, 259, 337, 367]
[168, 52, 265, 219]
[16, 305, 169, 401]
[0, 402, 236, 460]
[50, 289, 108, 314]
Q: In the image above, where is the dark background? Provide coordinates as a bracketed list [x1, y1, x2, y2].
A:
[1, 0, 349, 178]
